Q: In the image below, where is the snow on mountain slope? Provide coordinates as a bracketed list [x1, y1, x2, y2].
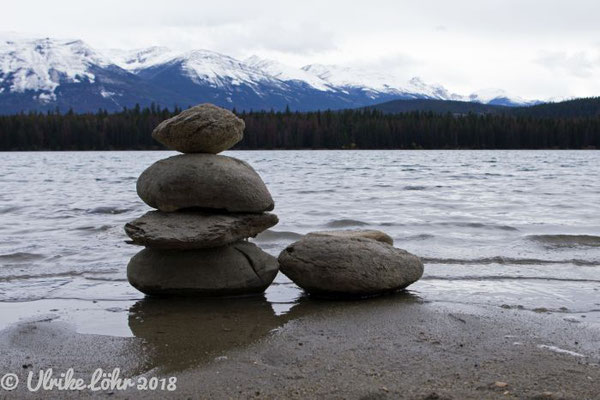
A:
[404, 77, 464, 101]
[113, 48, 285, 91]
[118, 50, 463, 100]
[469, 88, 510, 103]
[298, 63, 529, 105]
[0, 35, 111, 100]
[175, 50, 282, 89]
[0, 35, 193, 113]
[468, 88, 539, 106]
[245, 55, 333, 91]
[301, 63, 401, 93]
[300, 63, 465, 101]
[106, 46, 177, 72]
[0, 34, 540, 113]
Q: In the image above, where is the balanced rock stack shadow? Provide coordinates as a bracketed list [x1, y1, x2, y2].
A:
[125, 104, 279, 296]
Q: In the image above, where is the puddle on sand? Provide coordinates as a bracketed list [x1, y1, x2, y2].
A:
[0, 288, 424, 373]
[127, 291, 424, 372]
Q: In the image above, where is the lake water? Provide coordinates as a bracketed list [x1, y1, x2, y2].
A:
[0, 150, 599, 336]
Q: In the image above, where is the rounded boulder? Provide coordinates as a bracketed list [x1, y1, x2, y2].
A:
[152, 104, 245, 154]
[127, 242, 279, 296]
[136, 154, 274, 213]
[278, 235, 423, 297]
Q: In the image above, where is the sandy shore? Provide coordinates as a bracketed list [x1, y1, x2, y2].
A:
[1, 293, 598, 399]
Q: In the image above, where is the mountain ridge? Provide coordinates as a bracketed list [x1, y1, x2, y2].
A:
[370, 97, 600, 118]
[0, 34, 541, 114]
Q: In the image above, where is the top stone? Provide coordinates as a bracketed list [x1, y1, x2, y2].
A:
[152, 103, 245, 154]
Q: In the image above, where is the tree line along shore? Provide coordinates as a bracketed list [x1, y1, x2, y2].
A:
[0, 104, 599, 150]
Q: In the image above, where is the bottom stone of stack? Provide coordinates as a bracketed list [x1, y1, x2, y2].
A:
[127, 242, 279, 296]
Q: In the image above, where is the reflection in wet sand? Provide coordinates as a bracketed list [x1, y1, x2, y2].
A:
[129, 296, 285, 372]
[128, 290, 423, 372]
[285, 289, 424, 322]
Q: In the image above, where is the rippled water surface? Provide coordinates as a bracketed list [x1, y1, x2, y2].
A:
[0, 150, 599, 334]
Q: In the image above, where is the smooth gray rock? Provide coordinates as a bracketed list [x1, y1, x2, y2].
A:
[278, 235, 423, 297]
[152, 104, 245, 154]
[137, 154, 274, 213]
[125, 211, 278, 249]
[306, 229, 393, 245]
[127, 242, 279, 296]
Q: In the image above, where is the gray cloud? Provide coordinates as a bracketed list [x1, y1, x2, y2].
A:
[246, 22, 337, 54]
[350, 53, 421, 73]
[3, 0, 600, 99]
[535, 50, 597, 78]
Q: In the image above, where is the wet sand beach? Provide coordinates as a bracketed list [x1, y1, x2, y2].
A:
[1, 295, 599, 399]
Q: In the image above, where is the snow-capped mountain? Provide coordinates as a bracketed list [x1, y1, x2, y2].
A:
[105, 46, 177, 73]
[300, 64, 457, 99]
[0, 37, 108, 98]
[0, 36, 189, 113]
[245, 56, 333, 92]
[0, 34, 538, 113]
[468, 88, 540, 107]
[124, 49, 322, 111]
[0, 36, 115, 105]
[146, 50, 283, 89]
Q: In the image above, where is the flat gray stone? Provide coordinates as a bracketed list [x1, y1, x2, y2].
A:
[307, 230, 393, 245]
[127, 242, 279, 296]
[137, 154, 274, 213]
[278, 235, 423, 297]
[152, 104, 245, 154]
[125, 211, 278, 249]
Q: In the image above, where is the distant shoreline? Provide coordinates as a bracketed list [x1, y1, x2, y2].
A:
[2, 105, 599, 151]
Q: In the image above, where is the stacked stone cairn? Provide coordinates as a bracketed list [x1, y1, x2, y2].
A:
[125, 104, 279, 296]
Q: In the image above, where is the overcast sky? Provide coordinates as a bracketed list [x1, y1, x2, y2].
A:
[4, 0, 600, 100]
